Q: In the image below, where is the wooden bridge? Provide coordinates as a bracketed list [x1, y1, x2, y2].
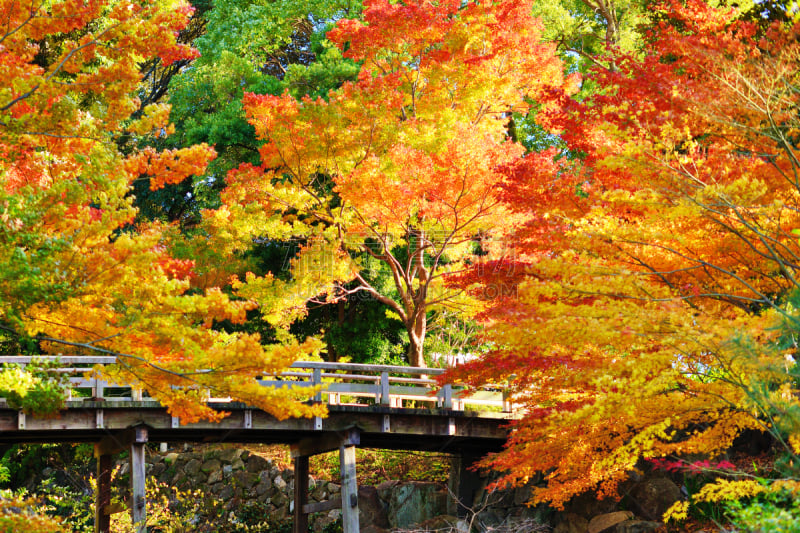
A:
[0, 357, 516, 533]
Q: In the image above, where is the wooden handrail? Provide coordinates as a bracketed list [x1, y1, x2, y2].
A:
[289, 361, 445, 375]
[0, 356, 510, 413]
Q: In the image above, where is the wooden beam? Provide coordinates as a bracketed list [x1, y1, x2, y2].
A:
[292, 455, 309, 533]
[290, 427, 360, 458]
[339, 440, 359, 533]
[130, 426, 148, 532]
[94, 429, 139, 458]
[302, 497, 342, 514]
[103, 503, 126, 516]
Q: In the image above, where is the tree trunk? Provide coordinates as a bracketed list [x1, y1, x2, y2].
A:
[406, 310, 427, 367]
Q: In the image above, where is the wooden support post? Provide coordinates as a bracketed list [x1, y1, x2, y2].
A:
[503, 375, 516, 412]
[130, 426, 148, 532]
[502, 389, 512, 413]
[339, 440, 359, 533]
[95, 451, 112, 533]
[313, 368, 322, 402]
[379, 372, 390, 406]
[442, 384, 453, 409]
[291, 428, 360, 532]
[293, 455, 309, 533]
[448, 454, 483, 518]
[92, 379, 105, 399]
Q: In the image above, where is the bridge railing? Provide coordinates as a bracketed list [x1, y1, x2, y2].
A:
[0, 357, 510, 412]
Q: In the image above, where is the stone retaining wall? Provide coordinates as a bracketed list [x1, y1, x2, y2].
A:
[138, 446, 677, 533]
[144, 447, 342, 531]
[138, 446, 478, 532]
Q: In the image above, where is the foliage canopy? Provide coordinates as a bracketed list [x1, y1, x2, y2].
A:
[447, 0, 800, 510]
[0, 0, 325, 423]
[215, 0, 574, 366]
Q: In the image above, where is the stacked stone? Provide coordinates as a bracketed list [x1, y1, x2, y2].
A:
[143, 445, 673, 533]
[147, 447, 342, 531]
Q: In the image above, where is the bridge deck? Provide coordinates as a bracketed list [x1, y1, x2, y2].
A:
[0, 401, 511, 454]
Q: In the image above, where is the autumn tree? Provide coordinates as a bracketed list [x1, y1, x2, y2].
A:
[213, 0, 573, 366]
[0, 0, 324, 422]
[144, 0, 412, 366]
[447, 0, 800, 509]
[148, 0, 361, 225]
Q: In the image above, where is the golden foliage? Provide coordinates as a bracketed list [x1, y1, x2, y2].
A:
[0, 496, 64, 532]
[213, 0, 573, 366]
[447, 0, 800, 509]
[0, 0, 323, 421]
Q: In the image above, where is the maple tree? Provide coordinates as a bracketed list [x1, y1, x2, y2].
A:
[446, 0, 800, 510]
[213, 0, 574, 366]
[0, 0, 324, 422]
